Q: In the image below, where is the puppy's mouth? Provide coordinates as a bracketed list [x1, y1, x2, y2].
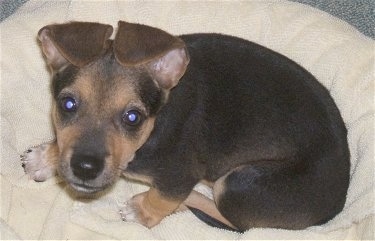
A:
[70, 182, 107, 194]
[57, 155, 131, 194]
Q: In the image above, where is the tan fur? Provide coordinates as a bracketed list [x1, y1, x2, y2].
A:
[121, 188, 181, 227]
[122, 172, 153, 185]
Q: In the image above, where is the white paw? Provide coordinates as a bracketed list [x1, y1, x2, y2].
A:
[119, 200, 138, 222]
[118, 193, 165, 228]
[20, 144, 55, 182]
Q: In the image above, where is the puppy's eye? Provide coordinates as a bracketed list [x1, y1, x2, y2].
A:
[123, 110, 142, 126]
[61, 97, 77, 112]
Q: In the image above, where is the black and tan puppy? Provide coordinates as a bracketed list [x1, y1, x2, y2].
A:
[21, 21, 350, 232]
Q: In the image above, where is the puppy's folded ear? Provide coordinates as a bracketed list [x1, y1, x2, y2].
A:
[38, 22, 113, 71]
[114, 21, 190, 90]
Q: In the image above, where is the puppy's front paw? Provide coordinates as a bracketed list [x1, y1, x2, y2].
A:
[119, 193, 164, 228]
[119, 198, 140, 223]
[20, 143, 57, 182]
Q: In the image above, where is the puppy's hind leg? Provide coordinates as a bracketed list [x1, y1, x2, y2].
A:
[214, 162, 330, 231]
[179, 190, 239, 231]
[21, 141, 59, 182]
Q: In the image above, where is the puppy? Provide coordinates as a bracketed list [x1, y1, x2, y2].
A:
[21, 21, 350, 232]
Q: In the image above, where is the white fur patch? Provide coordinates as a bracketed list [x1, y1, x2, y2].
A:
[119, 200, 138, 222]
[21, 144, 55, 182]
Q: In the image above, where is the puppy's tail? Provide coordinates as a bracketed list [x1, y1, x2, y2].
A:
[186, 206, 242, 233]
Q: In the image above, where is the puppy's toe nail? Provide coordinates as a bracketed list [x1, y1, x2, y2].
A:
[119, 209, 126, 221]
[119, 202, 137, 222]
[27, 149, 32, 153]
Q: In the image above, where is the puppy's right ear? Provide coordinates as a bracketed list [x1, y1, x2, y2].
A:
[114, 21, 189, 90]
[38, 22, 113, 71]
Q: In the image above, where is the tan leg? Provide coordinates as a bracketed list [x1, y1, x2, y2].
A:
[21, 141, 59, 182]
[120, 188, 181, 228]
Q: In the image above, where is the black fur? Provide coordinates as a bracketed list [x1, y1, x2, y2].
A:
[126, 34, 350, 230]
[136, 73, 166, 116]
[187, 206, 241, 232]
[52, 65, 79, 100]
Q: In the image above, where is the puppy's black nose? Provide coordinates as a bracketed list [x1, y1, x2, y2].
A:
[70, 154, 104, 180]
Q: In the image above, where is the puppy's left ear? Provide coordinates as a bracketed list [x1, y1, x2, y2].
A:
[114, 21, 189, 89]
[38, 22, 113, 70]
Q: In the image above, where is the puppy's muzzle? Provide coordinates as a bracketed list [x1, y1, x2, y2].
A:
[70, 153, 104, 180]
[68, 130, 107, 183]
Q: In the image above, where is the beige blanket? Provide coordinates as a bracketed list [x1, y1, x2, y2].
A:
[1, 0, 374, 239]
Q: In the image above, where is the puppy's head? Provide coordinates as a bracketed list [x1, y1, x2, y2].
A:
[38, 21, 189, 193]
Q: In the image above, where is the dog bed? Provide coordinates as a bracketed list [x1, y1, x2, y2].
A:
[1, 0, 374, 239]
